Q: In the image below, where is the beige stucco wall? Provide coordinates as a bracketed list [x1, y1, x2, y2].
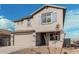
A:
[32, 7, 64, 32]
[15, 19, 34, 31]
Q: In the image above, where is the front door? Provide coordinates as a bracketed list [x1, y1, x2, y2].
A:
[40, 33, 46, 46]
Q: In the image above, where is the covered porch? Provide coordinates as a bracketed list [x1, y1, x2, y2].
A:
[36, 31, 61, 46]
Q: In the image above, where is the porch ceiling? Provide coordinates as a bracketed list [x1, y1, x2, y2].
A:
[36, 30, 60, 33]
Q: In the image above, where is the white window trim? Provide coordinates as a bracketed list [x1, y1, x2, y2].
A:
[41, 12, 52, 24]
[41, 12, 57, 25]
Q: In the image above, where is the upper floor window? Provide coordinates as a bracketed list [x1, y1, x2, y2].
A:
[41, 12, 51, 24]
[27, 19, 31, 26]
[41, 12, 57, 24]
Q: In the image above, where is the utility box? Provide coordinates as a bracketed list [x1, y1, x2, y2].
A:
[63, 38, 71, 48]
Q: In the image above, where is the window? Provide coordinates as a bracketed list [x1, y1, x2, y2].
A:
[41, 11, 57, 24]
[41, 13, 46, 23]
[41, 12, 51, 24]
[27, 20, 31, 26]
[52, 12, 57, 22]
[50, 33, 55, 40]
[46, 12, 51, 22]
[50, 32, 60, 41]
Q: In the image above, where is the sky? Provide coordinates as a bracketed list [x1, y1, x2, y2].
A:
[0, 4, 43, 20]
[0, 4, 79, 20]
[0, 4, 79, 39]
[0, 16, 15, 32]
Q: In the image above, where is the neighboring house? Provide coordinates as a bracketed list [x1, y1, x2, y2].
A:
[13, 5, 66, 48]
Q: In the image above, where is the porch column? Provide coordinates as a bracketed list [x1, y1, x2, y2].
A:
[59, 30, 65, 48]
[60, 30, 65, 41]
[46, 33, 50, 46]
[36, 33, 41, 46]
[11, 33, 15, 46]
[8, 36, 11, 46]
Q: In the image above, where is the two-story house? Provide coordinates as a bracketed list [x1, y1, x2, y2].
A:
[14, 5, 66, 48]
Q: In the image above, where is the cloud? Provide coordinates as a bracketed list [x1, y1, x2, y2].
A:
[64, 9, 79, 38]
[0, 16, 15, 32]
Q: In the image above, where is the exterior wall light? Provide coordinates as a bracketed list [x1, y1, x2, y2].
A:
[33, 32, 36, 37]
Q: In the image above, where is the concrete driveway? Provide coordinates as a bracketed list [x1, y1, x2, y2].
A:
[0, 46, 27, 54]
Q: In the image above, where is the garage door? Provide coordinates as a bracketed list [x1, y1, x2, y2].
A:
[14, 32, 35, 47]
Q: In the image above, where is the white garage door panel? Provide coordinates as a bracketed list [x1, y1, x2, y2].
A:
[15, 34, 34, 47]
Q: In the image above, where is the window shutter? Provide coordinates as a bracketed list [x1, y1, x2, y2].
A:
[51, 12, 57, 23]
[38, 14, 42, 25]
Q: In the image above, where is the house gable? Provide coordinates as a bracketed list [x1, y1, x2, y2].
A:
[31, 5, 66, 16]
[13, 5, 66, 23]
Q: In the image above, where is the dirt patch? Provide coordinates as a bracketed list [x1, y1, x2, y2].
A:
[10, 47, 79, 54]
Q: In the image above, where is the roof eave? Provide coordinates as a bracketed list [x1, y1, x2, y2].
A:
[31, 4, 66, 16]
[63, 8, 67, 28]
[13, 4, 66, 22]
